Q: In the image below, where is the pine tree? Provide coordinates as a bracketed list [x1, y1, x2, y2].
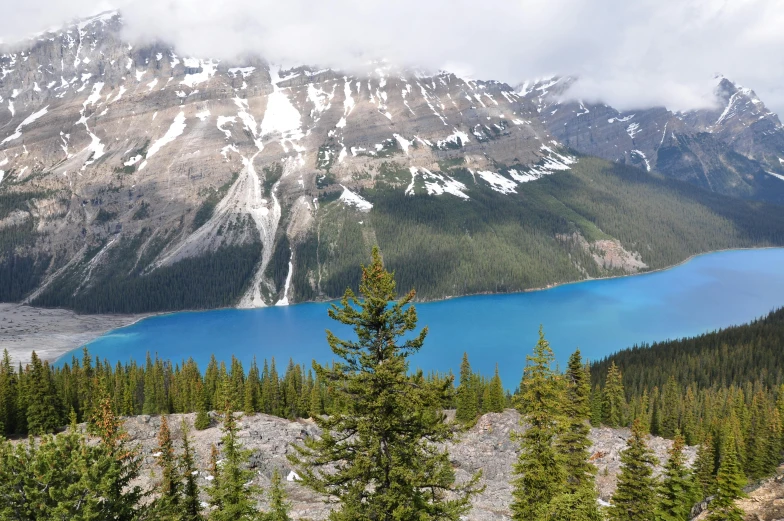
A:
[263, 469, 291, 521]
[745, 390, 771, 479]
[557, 349, 598, 493]
[89, 393, 146, 520]
[766, 407, 782, 475]
[180, 420, 202, 521]
[485, 364, 505, 413]
[608, 419, 658, 521]
[694, 434, 717, 499]
[244, 358, 261, 414]
[660, 377, 681, 439]
[207, 406, 263, 521]
[456, 352, 478, 424]
[511, 326, 566, 521]
[706, 431, 746, 521]
[656, 434, 697, 521]
[290, 247, 481, 521]
[195, 383, 211, 430]
[602, 362, 626, 428]
[26, 351, 62, 435]
[153, 415, 181, 518]
[0, 349, 18, 436]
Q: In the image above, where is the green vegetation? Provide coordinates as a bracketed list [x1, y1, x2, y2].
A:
[303, 157, 784, 301]
[32, 229, 260, 313]
[133, 201, 150, 220]
[2, 252, 783, 519]
[591, 307, 784, 393]
[608, 419, 658, 521]
[0, 395, 290, 521]
[290, 248, 481, 520]
[510, 331, 601, 521]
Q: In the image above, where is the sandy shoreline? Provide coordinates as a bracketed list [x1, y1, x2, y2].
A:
[1, 246, 781, 368]
[0, 304, 149, 366]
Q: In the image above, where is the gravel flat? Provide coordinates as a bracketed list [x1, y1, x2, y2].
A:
[0, 303, 147, 365]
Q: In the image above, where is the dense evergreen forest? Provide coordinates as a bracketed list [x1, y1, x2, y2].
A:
[1, 252, 780, 519]
[5, 156, 784, 312]
[296, 157, 784, 303]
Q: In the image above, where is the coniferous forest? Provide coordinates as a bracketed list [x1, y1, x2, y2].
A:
[1, 250, 782, 520]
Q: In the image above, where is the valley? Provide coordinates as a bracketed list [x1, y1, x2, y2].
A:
[2, 12, 784, 315]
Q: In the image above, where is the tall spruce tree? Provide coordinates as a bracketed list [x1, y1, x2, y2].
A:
[180, 420, 202, 521]
[0, 349, 18, 436]
[656, 434, 697, 521]
[89, 393, 147, 521]
[609, 419, 659, 521]
[456, 352, 478, 424]
[485, 364, 505, 413]
[557, 350, 598, 493]
[290, 247, 481, 521]
[26, 351, 62, 435]
[694, 434, 717, 499]
[207, 407, 263, 521]
[510, 327, 567, 521]
[153, 415, 181, 518]
[707, 432, 747, 521]
[264, 469, 291, 521]
[602, 362, 626, 428]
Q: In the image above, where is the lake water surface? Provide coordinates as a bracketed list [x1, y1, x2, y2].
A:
[65, 248, 784, 388]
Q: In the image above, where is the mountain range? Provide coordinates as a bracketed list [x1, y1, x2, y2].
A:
[1, 12, 784, 312]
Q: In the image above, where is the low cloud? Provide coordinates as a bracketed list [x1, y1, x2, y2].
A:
[2, 0, 783, 114]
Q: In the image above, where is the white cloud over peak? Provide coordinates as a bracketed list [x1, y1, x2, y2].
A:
[2, 0, 783, 114]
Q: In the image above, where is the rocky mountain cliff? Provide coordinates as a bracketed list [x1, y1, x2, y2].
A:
[523, 76, 784, 202]
[1, 12, 783, 312]
[120, 409, 695, 521]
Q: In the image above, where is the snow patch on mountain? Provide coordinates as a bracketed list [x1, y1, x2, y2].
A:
[407, 167, 470, 200]
[608, 114, 634, 124]
[339, 185, 373, 211]
[474, 170, 517, 194]
[1, 105, 49, 144]
[436, 129, 470, 149]
[139, 111, 186, 169]
[181, 59, 218, 88]
[260, 68, 305, 152]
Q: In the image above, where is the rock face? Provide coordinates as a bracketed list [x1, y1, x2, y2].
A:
[0, 12, 574, 309]
[122, 410, 695, 520]
[521, 77, 784, 203]
[2, 12, 783, 311]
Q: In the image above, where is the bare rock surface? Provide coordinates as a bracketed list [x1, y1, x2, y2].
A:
[122, 409, 694, 520]
[0, 303, 146, 365]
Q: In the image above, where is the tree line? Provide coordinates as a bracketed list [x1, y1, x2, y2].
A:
[2, 248, 780, 520]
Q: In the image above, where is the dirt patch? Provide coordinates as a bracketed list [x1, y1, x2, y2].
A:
[0, 303, 147, 365]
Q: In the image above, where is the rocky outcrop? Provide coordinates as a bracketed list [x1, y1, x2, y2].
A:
[0, 12, 576, 308]
[520, 77, 784, 204]
[121, 410, 694, 520]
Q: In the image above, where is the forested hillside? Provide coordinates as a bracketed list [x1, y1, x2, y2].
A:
[7, 154, 784, 313]
[591, 307, 784, 394]
[1, 254, 780, 520]
[590, 307, 784, 484]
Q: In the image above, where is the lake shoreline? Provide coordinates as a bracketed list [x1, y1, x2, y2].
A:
[2, 246, 782, 366]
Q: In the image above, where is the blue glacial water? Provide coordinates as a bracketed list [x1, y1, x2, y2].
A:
[63, 248, 784, 388]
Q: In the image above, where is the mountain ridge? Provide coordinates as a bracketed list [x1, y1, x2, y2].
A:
[2, 11, 784, 312]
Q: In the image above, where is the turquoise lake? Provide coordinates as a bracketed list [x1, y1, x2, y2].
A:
[65, 248, 784, 388]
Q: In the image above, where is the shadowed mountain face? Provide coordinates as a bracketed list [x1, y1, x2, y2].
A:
[522, 76, 784, 203]
[1, 12, 783, 312]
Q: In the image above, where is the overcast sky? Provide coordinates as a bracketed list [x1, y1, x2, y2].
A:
[2, 0, 783, 114]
